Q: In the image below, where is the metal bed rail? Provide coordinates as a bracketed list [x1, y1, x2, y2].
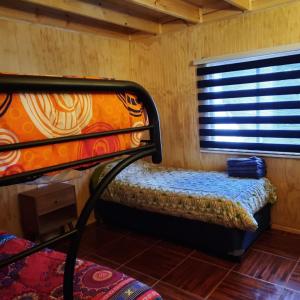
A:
[0, 75, 162, 299]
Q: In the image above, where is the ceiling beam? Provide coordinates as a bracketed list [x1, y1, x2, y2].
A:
[18, 0, 160, 34]
[126, 0, 202, 24]
[224, 0, 252, 10]
[0, 4, 129, 39]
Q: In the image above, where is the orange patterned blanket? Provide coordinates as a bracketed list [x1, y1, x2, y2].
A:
[0, 91, 147, 178]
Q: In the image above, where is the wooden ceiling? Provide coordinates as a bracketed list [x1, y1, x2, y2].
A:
[0, 0, 295, 38]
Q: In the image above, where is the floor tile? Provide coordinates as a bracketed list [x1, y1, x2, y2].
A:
[163, 257, 227, 298]
[192, 250, 236, 269]
[49, 223, 300, 300]
[254, 230, 300, 259]
[127, 230, 160, 244]
[208, 272, 283, 300]
[125, 245, 185, 279]
[97, 222, 131, 235]
[286, 262, 300, 291]
[118, 266, 157, 286]
[51, 241, 69, 253]
[157, 240, 193, 256]
[234, 249, 296, 285]
[81, 225, 124, 253]
[154, 281, 203, 300]
[52, 241, 88, 258]
[268, 230, 300, 239]
[83, 253, 120, 269]
[97, 236, 150, 264]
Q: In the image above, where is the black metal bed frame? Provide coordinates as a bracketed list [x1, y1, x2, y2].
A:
[0, 75, 162, 299]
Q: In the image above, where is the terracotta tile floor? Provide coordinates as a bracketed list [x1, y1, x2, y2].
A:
[54, 223, 300, 300]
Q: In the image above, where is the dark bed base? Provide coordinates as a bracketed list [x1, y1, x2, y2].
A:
[95, 201, 271, 261]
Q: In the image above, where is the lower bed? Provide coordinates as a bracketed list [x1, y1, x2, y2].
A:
[92, 161, 276, 259]
[0, 232, 162, 300]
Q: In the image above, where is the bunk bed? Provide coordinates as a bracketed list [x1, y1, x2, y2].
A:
[0, 74, 162, 299]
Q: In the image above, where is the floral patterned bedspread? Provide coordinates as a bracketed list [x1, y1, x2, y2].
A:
[0, 89, 147, 178]
[0, 232, 162, 300]
[92, 161, 277, 231]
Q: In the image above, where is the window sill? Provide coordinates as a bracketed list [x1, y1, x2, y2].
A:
[200, 148, 300, 159]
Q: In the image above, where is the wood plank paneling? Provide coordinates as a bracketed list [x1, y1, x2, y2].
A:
[0, 3, 131, 39]
[129, 1, 300, 231]
[0, 18, 130, 235]
[1, 1, 300, 235]
[0, 17, 130, 77]
[125, 0, 203, 23]
[18, 0, 160, 34]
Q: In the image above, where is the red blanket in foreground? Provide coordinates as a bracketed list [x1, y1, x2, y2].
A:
[0, 232, 162, 300]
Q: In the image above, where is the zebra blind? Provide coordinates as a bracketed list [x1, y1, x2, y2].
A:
[197, 52, 300, 154]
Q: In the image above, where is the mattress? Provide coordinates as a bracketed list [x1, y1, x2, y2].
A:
[91, 161, 277, 231]
[0, 91, 147, 178]
[0, 232, 161, 300]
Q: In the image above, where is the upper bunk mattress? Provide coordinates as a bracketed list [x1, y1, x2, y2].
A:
[0, 91, 147, 178]
[91, 161, 277, 231]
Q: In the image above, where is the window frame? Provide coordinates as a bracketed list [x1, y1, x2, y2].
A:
[195, 44, 300, 159]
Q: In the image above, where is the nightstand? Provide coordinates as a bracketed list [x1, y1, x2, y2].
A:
[18, 183, 77, 241]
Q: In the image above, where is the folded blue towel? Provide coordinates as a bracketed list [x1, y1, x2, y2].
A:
[227, 156, 266, 179]
[228, 170, 266, 179]
[227, 156, 265, 167]
[228, 165, 265, 170]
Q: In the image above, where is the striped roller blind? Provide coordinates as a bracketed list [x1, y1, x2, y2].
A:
[197, 52, 300, 154]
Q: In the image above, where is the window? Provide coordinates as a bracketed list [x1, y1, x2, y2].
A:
[197, 51, 300, 155]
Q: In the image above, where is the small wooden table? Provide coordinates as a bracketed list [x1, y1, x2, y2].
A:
[18, 183, 77, 241]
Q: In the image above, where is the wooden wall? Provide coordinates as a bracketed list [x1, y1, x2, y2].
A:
[129, 1, 300, 233]
[1, 2, 300, 235]
[0, 17, 130, 235]
[0, 17, 130, 77]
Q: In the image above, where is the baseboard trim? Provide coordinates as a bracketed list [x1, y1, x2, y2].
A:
[271, 224, 300, 235]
